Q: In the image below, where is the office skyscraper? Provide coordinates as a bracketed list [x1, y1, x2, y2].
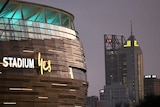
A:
[104, 34, 126, 85]
[104, 26, 144, 106]
[118, 34, 144, 105]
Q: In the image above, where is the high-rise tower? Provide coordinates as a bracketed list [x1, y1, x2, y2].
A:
[104, 23, 144, 106]
[104, 34, 126, 85]
[119, 34, 144, 105]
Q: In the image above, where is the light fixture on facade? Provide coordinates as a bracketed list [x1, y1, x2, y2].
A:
[38, 96, 48, 99]
[9, 88, 33, 91]
[52, 83, 67, 86]
[3, 102, 16, 105]
[48, 49, 63, 53]
[82, 82, 87, 85]
[23, 50, 34, 53]
[69, 89, 76, 92]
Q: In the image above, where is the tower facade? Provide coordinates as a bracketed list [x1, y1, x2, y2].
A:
[104, 34, 126, 85]
[104, 33, 144, 106]
[119, 35, 144, 105]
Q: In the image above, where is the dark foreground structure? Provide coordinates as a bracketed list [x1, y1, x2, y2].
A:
[0, 0, 88, 107]
[136, 95, 160, 107]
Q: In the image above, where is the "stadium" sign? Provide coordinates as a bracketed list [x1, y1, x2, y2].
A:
[2, 52, 51, 75]
[3, 57, 34, 68]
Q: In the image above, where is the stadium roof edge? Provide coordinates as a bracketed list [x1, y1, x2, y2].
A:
[12, 0, 74, 19]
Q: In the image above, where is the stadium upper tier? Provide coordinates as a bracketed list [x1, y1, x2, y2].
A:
[0, 0, 77, 40]
[0, 0, 75, 29]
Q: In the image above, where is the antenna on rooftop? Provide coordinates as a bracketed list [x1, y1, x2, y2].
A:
[131, 20, 133, 36]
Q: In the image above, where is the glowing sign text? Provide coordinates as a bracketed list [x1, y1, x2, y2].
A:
[124, 40, 139, 47]
[3, 57, 34, 68]
[38, 52, 51, 75]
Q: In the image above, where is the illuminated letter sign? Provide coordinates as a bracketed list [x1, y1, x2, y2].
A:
[134, 40, 139, 47]
[3, 57, 34, 68]
[124, 40, 131, 47]
[124, 40, 139, 47]
[38, 52, 51, 75]
[2, 53, 51, 75]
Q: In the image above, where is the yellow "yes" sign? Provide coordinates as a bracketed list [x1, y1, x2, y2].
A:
[38, 52, 51, 75]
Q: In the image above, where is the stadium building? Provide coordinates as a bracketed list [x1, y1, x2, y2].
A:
[0, 0, 88, 107]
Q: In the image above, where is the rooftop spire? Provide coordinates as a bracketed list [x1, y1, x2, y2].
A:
[131, 20, 133, 36]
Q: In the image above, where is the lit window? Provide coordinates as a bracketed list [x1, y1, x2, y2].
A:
[106, 39, 112, 43]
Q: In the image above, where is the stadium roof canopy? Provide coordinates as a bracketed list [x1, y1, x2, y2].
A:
[0, 0, 75, 29]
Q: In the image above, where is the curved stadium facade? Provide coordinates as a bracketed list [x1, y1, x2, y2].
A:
[0, 0, 88, 107]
